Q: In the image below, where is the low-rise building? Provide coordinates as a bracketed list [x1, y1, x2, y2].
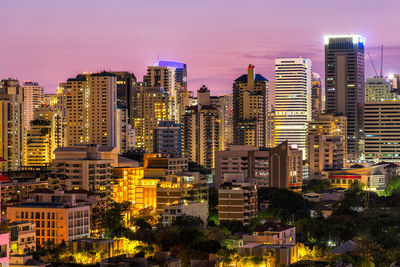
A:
[144, 154, 188, 177]
[157, 172, 208, 212]
[69, 238, 123, 259]
[162, 201, 208, 226]
[51, 145, 117, 203]
[7, 191, 91, 245]
[218, 173, 257, 224]
[242, 221, 295, 245]
[327, 165, 388, 193]
[238, 243, 298, 266]
[9, 221, 36, 254]
[10, 254, 49, 267]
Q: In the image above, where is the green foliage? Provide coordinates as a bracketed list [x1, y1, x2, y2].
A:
[303, 179, 331, 193]
[99, 201, 132, 238]
[172, 215, 203, 227]
[384, 176, 400, 196]
[219, 220, 244, 233]
[258, 187, 310, 222]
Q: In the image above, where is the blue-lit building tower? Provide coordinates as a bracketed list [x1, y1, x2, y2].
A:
[155, 60, 187, 90]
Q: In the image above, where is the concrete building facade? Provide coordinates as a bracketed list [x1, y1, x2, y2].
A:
[325, 35, 365, 161]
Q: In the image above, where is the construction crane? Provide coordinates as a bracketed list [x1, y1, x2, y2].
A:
[367, 52, 379, 77]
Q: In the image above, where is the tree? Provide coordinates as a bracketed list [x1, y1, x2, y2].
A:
[303, 179, 331, 193]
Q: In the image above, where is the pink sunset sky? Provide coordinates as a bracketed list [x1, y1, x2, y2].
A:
[1, 0, 400, 94]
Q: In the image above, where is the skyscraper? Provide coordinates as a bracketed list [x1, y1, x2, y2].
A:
[155, 61, 187, 90]
[112, 72, 138, 124]
[22, 81, 44, 131]
[146, 66, 177, 120]
[311, 72, 323, 119]
[274, 58, 312, 158]
[134, 87, 168, 152]
[65, 72, 117, 148]
[325, 35, 365, 161]
[182, 85, 221, 168]
[0, 79, 24, 171]
[25, 106, 65, 166]
[233, 65, 268, 147]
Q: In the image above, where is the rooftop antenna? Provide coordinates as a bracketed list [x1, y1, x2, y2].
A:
[380, 45, 384, 78]
[367, 52, 379, 77]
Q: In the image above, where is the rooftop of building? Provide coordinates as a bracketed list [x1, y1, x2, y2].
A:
[234, 74, 269, 83]
[9, 220, 33, 226]
[69, 238, 118, 244]
[254, 222, 295, 232]
[154, 60, 186, 69]
[54, 145, 116, 153]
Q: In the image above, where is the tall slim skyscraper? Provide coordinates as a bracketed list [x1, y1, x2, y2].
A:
[274, 58, 312, 158]
[0, 79, 24, 171]
[22, 81, 44, 130]
[65, 72, 117, 148]
[325, 35, 365, 161]
[182, 85, 221, 168]
[233, 65, 268, 147]
[112, 72, 138, 124]
[311, 72, 323, 119]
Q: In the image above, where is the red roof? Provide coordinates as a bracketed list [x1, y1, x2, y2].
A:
[0, 157, 6, 162]
[0, 174, 10, 182]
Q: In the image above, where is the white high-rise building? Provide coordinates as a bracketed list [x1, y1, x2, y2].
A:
[22, 81, 44, 130]
[274, 58, 312, 158]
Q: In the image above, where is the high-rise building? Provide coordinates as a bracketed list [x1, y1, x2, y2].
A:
[182, 86, 221, 168]
[116, 107, 135, 154]
[112, 72, 138, 124]
[0, 79, 24, 171]
[325, 35, 365, 161]
[365, 77, 396, 102]
[274, 58, 312, 158]
[233, 65, 269, 147]
[307, 113, 347, 178]
[176, 89, 193, 123]
[25, 106, 65, 166]
[215, 142, 303, 189]
[155, 61, 187, 90]
[153, 121, 182, 157]
[391, 74, 400, 93]
[308, 135, 344, 179]
[65, 72, 117, 148]
[146, 66, 177, 120]
[364, 101, 400, 162]
[218, 94, 233, 148]
[22, 81, 44, 130]
[134, 87, 168, 152]
[51, 145, 118, 204]
[311, 73, 323, 119]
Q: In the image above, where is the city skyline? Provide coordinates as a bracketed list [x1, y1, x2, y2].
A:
[1, 0, 400, 94]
